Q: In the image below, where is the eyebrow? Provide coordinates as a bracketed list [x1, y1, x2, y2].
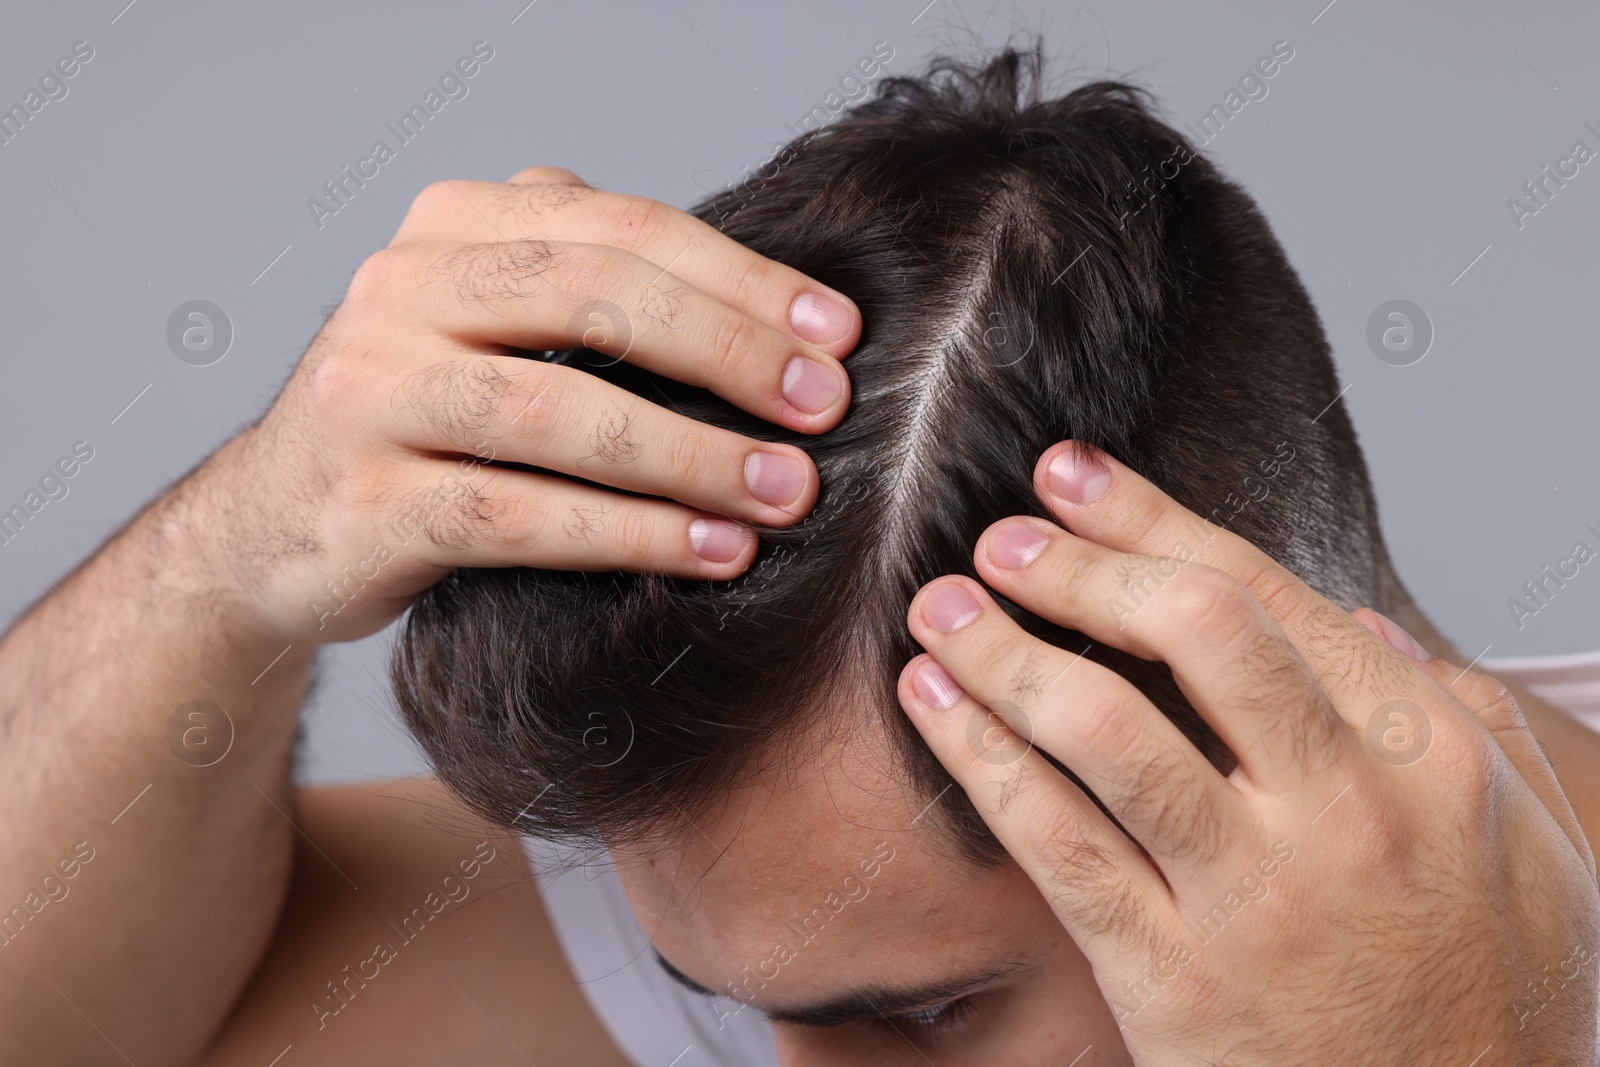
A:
[652, 949, 1031, 1027]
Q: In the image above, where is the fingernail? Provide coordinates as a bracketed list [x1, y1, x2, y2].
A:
[781, 355, 843, 414]
[744, 451, 807, 508]
[1047, 447, 1110, 506]
[689, 518, 752, 563]
[1375, 611, 1432, 663]
[790, 291, 853, 345]
[989, 522, 1049, 569]
[922, 583, 981, 633]
[912, 659, 964, 710]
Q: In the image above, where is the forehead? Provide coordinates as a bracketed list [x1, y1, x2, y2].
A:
[610, 716, 1057, 1005]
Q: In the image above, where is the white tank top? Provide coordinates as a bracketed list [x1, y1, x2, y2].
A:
[523, 650, 1600, 1066]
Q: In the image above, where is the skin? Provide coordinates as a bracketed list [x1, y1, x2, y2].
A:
[612, 450, 1600, 1065]
[613, 714, 1132, 1064]
[0, 168, 859, 1066]
[1, 168, 1596, 1064]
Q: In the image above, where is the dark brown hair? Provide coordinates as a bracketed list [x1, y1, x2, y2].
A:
[391, 43, 1387, 863]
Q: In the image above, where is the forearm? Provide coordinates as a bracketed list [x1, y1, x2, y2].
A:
[0, 169, 858, 1063]
[0, 457, 317, 1066]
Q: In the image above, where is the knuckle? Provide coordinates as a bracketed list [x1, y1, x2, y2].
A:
[964, 625, 1027, 685]
[1013, 774, 1085, 857]
[510, 165, 576, 185]
[396, 358, 521, 449]
[1162, 568, 1255, 638]
[723, 255, 773, 314]
[444, 478, 499, 541]
[556, 242, 624, 305]
[662, 430, 712, 488]
[1063, 687, 1142, 766]
[1430, 720, 1500, 787]
[1453, 668, 1525, 728]
[706, 313, 758, 378]
[475, 239, 571, 302]
[345, 246, 410, 311]
[1114, 487, 1169, 548]
[1347, 800, 1421, 879]
[604, 196, 671, 252]
[1051, 549, 1101, 608]
[406, 179, 460, 222]
[324, 458, 378, 521]
[1231, 556, 1303, 621]
[394, 473, 495, 552]
[484, 488, 538, 551]
[303, 348, 362, 410]
[611, 503, 662, 562]
[505, 372, 567, 450]
[426, 240, 568, 305]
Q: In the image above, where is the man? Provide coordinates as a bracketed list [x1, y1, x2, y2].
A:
[1, 46, 1596, 1065]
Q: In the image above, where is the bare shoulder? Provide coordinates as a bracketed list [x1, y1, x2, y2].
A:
[198, 777, 630, 1067]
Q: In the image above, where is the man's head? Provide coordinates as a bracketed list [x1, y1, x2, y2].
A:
[393, 43, 1400, 1060]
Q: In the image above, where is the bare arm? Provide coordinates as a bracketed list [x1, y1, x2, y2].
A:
[0, 166, 859, 1064]
[198, 779, 630, 1067]
[0, 459, 316, 1065]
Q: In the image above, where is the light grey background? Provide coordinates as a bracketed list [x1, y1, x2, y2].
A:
[2, 0, 1595, 784]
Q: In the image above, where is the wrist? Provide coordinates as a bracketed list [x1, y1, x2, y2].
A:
[118, 440, 314, 655]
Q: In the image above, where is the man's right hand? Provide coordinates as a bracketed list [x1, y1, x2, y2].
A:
[184, 166, 859, 645]
[0, 167, 857, 1067]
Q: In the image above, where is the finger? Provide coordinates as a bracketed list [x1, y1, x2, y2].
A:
[388, 355, 818, 526]
[505, 165, 588, 186]
[376, 458, 758, 576]
[906, 575, 1245, 870]
[973, 517, 1352, 789]
[395, 181, 861, 357]
[1349, 607, 1431, 664]
[371, 239, 852, 434]
[1033, 442, 1419, 715]
[1411, 652, 1592, 872]
[897, 653, 1176, 960]
[1352, 606, 1591, 874]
